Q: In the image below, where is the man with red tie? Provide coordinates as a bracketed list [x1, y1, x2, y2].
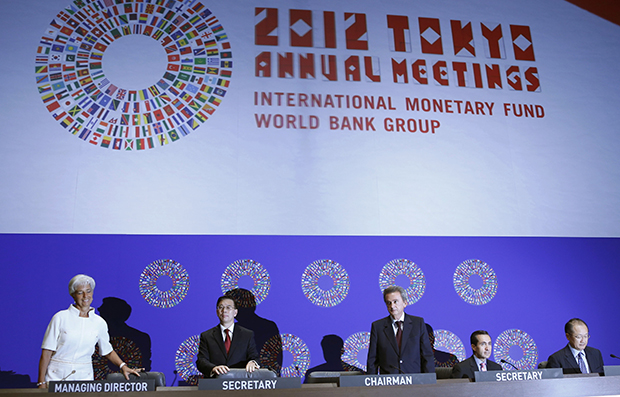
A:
[196, 296, 260, 377]
[451, 330, 502, 379]
[366, 285, 434, 374]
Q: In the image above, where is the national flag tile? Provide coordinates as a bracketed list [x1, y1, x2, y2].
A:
[202, 104, 215, 114]
[52, 111, 67, 120]
[188, 100, 201, 111]
[195, 111, 207, 122]
[168, 129, 179, 141]
[52, 81, 66, 91]
[60, 116, 74, 128]
[157, 133, 169, 146]
[41, 92, 55, 103]
[101, 135, 112, 148]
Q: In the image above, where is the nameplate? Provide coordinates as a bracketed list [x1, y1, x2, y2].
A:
[48, 380, 155, 393]
[198, 377, 301, 390]
[474, 368, 563, 382]
[603, 366, 620, 376]
[339, 373, 436, 388]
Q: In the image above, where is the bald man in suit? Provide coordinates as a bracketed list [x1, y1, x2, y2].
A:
[196, 296, 260, 377]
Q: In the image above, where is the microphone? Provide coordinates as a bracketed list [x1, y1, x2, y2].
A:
[500, 359, 519, 370]
[611, 354, 620, 360]
[389, 365, 406, 374]
[60, 370, 76, 381]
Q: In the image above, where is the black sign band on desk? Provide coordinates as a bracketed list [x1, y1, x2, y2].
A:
[604, 366, 620, 376]
[198, 377, 301, 390]
[339, 373, 436, 388]
[474, 368, 563, 382]
[48, 380, 155, 393]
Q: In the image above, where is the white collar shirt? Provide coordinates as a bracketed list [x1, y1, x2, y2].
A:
[391, 314, 405, 335]
[220, 323, 235, 341]
[569, 345, 590, 373]
[474, 356, 487, 371]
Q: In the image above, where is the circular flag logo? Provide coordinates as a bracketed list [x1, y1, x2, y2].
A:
[35, 0, 232, 150]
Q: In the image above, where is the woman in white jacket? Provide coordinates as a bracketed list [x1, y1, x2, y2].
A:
[37, 274, 142, 388]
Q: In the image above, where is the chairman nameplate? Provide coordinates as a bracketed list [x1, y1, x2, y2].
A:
[604, 366, 620, 376]
[339, 373, 436, 388]
[475, 368, 563, 382]
[48, 380, 155, 393]
[198, 377, 301, 391]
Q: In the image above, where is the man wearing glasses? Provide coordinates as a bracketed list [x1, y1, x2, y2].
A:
[546, 318, 604, 374]
[196, 296, 260, 377]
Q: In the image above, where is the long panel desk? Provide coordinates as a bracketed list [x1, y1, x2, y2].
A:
[2, 375, 620, 397]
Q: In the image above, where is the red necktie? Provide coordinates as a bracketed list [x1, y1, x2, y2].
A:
[224, 329, 231, 354]
[480, 361, 486, 371]
[396, 321, 403, 351]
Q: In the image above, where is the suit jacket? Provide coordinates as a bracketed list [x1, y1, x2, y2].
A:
[366, 314, 434, 374]
[196, 324, 259, 377]
[546, 345, 604, 374]
[450, 355, 503, 379]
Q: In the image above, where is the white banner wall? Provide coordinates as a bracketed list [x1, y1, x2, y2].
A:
[0, 0, 619, 236]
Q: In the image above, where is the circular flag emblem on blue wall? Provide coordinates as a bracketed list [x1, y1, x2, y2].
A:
[35, 0, 232, 150]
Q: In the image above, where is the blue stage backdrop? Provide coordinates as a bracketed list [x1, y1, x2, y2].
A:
[2, 234, 620, 383]
[1, 0, 620, 387]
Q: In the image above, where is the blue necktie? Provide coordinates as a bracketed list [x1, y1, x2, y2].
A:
[577, 352, 588, 373]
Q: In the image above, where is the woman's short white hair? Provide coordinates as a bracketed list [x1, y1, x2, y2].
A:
[68, 274, 96, 295]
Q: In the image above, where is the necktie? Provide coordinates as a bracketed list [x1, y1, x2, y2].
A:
[480, 361, 486, 371]
[577, 352, 588, 373]
[224, 329, 231, 354]
[395, 321, 403, 351]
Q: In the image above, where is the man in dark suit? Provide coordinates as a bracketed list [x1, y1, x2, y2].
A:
[546, 318, 604, 374]
[451, 330, 502, 379]
[366, 286, 434, 374]
[196, 296, 260, 377]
